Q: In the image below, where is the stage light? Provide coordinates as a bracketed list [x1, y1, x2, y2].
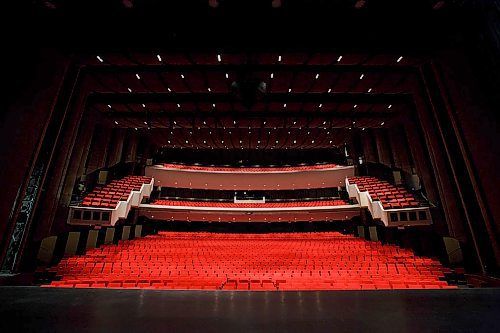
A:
[217, 54, 222, 62]
[388, 104, 392, 109]
[397, 56, 403, 63]
[225, 73, 229, 79]
[135, 73, 141, 80]
[328, 88, 332, 93]
[270, 73, 274, 78]
[107, 104, 112, 109]
[181, 74, 185, 79]
[142, 104, 146, 108]
[381, 122, 385, 126]
[127, 88, 132, 92]
[177, 104, 180, 108]
[367, 88, 372, 92]
[359, 74, 364, 80]
[96, 55, 104, 63]
[114, 121, 119, 125]
[278, 55, 282, 62]
[156, 54, 162, 62]
[337, 55, 343, 62]
[315, 73, 320, 79]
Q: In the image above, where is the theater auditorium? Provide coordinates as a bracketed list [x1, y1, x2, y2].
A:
[1, 0, 500, 331]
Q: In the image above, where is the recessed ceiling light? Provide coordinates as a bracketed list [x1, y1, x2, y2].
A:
[156, 54, 162, 62]
[311, 140, 315, 143]
[329, 140, 332, 143]
[397, 56, 403, 63]
[221, 140, 224, 143]
[315, 73, 320, 79]
[258, 140, 261, 144]
[239, 140, 242, 144]
[96, 55, 104, 63]
[168, 140, 170, 143]
[275, 140, 278, 144]
[293, 140, 296, 144]
[127, 88, 132, 92]
[353, 121, 356, 124]
[135, 73, 141, 80]
[114, 121, 118, 125]
[217, 54, 222, 62]
[359, 74, 364, 80]
[185, 140, 189, 143]
[203, 140, 206, 144]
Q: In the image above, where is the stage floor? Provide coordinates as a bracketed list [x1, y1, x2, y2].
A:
[0, 287, 499, 332]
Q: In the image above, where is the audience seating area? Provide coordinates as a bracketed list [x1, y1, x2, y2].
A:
[347, 176, 421, 209]
[43, 231, 455, 290]
[150, 199, 349, 208]
[162, 163, 339, 172]
[81, 176, 152, 209]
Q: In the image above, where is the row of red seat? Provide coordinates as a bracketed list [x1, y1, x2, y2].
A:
[162, 163, 339, 172]
[43, 231, 456, 290]
[81, 176, 152, 209]
[347, 176, 421, 209]
[150, 199, 349, 208]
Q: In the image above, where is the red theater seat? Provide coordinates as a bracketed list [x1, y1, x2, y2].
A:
[79, 176, 152, 209]
[43, 232, 455, 291]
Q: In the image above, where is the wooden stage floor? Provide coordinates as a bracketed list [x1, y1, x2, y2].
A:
[0, 287, 499, 332]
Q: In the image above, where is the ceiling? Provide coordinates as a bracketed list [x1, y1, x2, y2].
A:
[15, 0, 459, 150]
[78, 51, 423, 148]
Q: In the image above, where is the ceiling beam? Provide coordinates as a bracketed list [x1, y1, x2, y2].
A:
[89, 92, 412, 104]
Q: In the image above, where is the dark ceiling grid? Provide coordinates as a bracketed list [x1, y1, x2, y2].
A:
[86, 71, 121, 94]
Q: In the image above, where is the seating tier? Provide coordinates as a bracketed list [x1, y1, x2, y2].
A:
[81, 176, 152, 209]
[43, 232, 455, 291]
[347, 176, 422, 209]
[150, 199, 349, 208]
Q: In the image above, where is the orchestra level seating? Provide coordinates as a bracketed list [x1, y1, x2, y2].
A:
[150, 199, 349, 208]
[81, 176, 152, 209]
[347, 176, 422, 209]
[43, 232, 456, 290]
